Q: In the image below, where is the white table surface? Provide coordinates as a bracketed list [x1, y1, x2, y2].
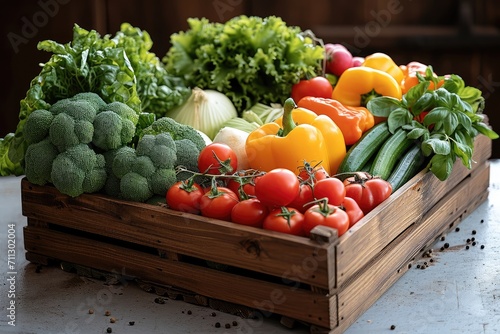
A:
[1, 160, 499, 334]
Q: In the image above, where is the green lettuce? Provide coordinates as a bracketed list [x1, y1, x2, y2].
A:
[163, 15, 324, 114]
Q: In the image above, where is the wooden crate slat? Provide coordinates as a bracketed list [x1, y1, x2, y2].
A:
[21, 179, 332, 289]
[23, 225, 334, 328]
[332, 161, 490, 334]
[334, 135, 491, 289]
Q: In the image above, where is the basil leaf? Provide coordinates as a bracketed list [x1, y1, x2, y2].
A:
[366, 97, 402, 117]
[412, 92, 434, 116]
[429, 154, 454, 181]
[422, 137, 450, 155]
[403, 81, 430, 107]
[473, 122, 500, 139]
[387, 107, 413, 133]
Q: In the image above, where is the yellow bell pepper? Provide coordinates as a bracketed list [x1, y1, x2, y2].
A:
[245, 98, 346, 175]
[362, 52, 405, 84]
[332, 66, 402, 107]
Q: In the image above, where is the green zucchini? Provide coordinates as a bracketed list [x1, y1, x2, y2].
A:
[337, 122, 391, 173]
[387, 143, 427, 191]
[369, 128, 414, 180]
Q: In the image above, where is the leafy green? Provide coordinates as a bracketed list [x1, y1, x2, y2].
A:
[1, 23, 190, 176]
[367, 67, 498, 181]
[162, 15, 324, 114]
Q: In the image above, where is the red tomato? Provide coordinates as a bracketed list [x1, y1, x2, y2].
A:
[199, 186, 239, 221]
[343, 176, 393, 215]
[288, 183, 315, 213]
[303, 202, 349, 237]
[298, 163, 329, 184]
[291, 76, 333, 103]
[198, 143, 238, 175]
[166, 180, 204, 214]
[231, 198, 269, 228]
[262, 207, 305, 236]
[313, 177, 346, 206]
[341, 197, 364, 228]
[226, 171, 259, 200]
[254, 168, 300, 208]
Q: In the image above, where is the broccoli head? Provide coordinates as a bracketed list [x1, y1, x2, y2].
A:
[174, 139, 200, 181]
[92, 106, 136, 151]
[24, 138, 59, 185]
[105, 133, 179, 202]
[104, 101, 139, 126]
[24, 109, 54, 145]
[48, 98, 98, 152]
[141, 117, 206, 152]
[69, 92, 107, 112]
[50, 144, 107, 197]
[136, 133, 177, 169]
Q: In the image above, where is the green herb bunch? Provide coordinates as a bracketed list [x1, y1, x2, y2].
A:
[162, 15, 324, 114]
[367, 67, 498, 181]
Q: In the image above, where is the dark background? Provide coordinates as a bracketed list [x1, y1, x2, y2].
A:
[2, 0, 499, 157]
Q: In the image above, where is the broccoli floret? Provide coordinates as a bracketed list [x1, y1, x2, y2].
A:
[149, 168, 177, 195]
[24, 138, 59, 185]
[105, 133, 180, 202]
[174, 139, 200, 181]
[120, 172, 153, 202]
[24, 109, 54, 145]
[104, 101, 139, 126]
[50, 144, 107, 197]
[48, 98, 98, 152]
[50, 99, 98, 123]
[92, 108, 136, 151]
[136, 133, 177, 169]
[69, 92, 107, 111]
[141, 117, 206, 152]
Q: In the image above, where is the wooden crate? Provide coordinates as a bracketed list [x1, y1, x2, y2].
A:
[22, 135, 492, 333]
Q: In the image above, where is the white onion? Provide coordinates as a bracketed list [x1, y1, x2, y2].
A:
[166, 87, 237, 140]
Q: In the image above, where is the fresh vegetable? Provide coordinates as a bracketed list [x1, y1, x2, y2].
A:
[0, 23, 190, 176]
[337, 121, 392, 174]
[246, 98, 346, 175]
[341, 197, 364, 228]
[139, 116, 207, 152]
[302, 199, 349, 237]
[297, 96, 375, 145]
[199, 184, 239, 221]
[213, 127, 250, 170]
[343, 173, 393, 215]
[262, 207, 305, 236]
[400, 61, 443, 94]
[243, 103, 284, 125]
[108, 133, 179, 202]
[197, 143, 238, 175]
[288, 183, 315, 213]
[312, 177, 346, 206]
[362, 52, 404, 84]
[332, 66, 402, 107]
[254, 168, 300, 208]
[369, 128, 415, 180]
[298, 161, 329, 184]
[174, 139, 201, 182]
[386, 143, 427, 191]
[351, 57, 364, 67]
[231, 198, 269, 228]
[226, 170, 258, 201]
[324, 43, 353, 76]
[50, 144, 107, 197]
[291, 76, 333, 103]
[367, 70, 498, 180]
[22, 93, 139, 197]
[166, 179, 204, 214]
[166, 88, 238, 140]
[163, 15, 324, 114]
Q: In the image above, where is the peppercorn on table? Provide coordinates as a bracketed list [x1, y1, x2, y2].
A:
[1, 160, 499, 334]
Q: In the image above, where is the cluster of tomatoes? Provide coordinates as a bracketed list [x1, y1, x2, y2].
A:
[166, 143, 393, 238]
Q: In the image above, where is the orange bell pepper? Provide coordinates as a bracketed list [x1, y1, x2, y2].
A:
[400, 61, 444, 94]
[362, 52, 405, 84]
[297, 97, 374, 145]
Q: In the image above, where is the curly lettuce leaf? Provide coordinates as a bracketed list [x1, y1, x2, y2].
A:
[163, 16, 324, 114]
